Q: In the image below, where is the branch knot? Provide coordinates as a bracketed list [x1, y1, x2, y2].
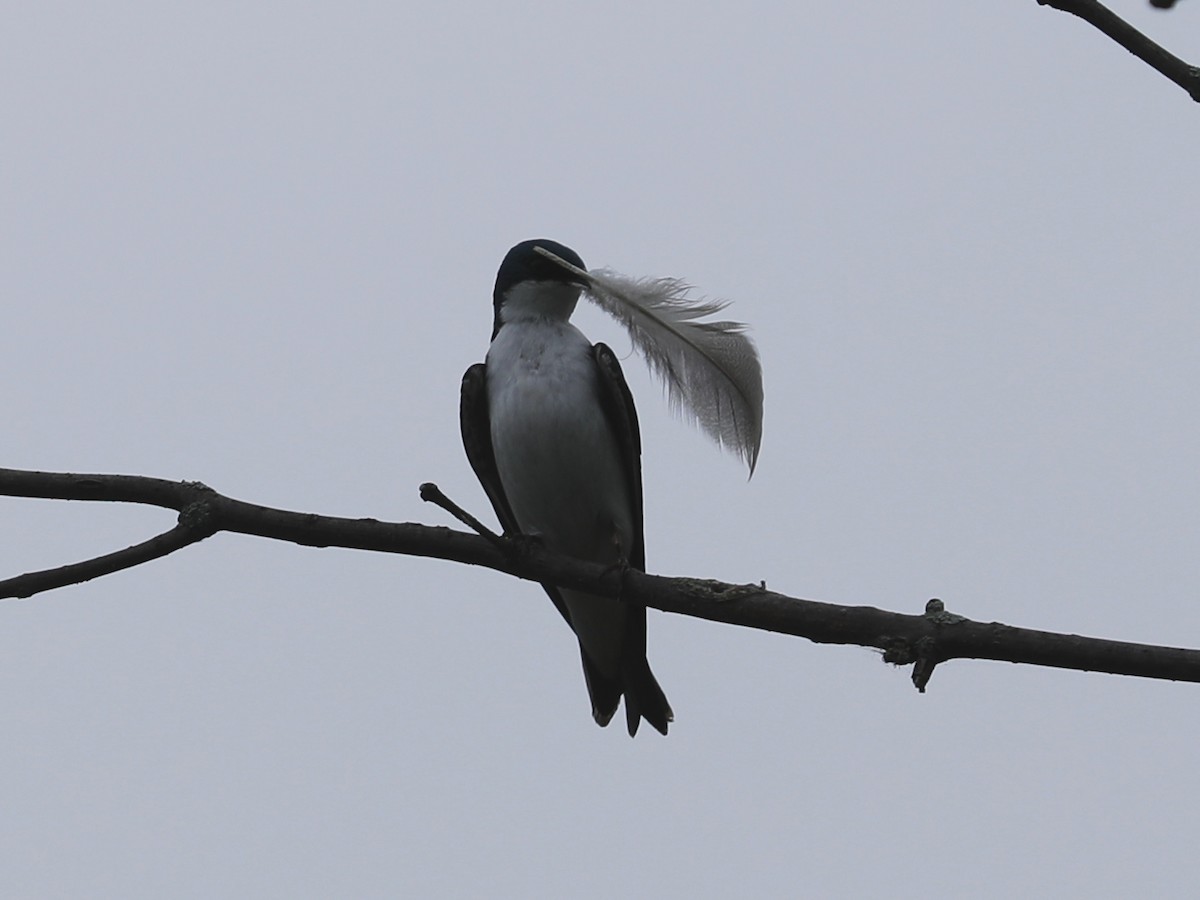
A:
[178, 499, 218, 535]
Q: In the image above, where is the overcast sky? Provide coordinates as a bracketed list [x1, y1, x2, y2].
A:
[4, 3, 1200, 897]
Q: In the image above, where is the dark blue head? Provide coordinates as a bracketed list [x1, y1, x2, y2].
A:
[492, 239, 587, 336]
[494, 239, 587, 298]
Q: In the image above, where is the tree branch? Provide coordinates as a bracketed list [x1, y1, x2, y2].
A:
[3, 466, 1200, 691]
[0, 524, 207, 599]
[1038, 0, 1200, 102]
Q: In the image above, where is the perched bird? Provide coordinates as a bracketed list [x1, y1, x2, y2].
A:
[461, 239, 672, 736]
[462, 239, 763, 735]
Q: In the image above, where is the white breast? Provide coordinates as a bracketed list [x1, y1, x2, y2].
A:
[486, 319, 634, 565]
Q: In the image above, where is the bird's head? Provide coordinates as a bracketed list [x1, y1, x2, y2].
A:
[492, 239, 588, 338]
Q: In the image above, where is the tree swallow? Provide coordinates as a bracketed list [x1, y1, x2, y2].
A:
[460, 239, 673, 736]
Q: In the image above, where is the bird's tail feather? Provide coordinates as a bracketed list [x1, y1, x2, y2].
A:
[580, 650, 672, 737]
[622, 656, 673, 737]
[580, 652, 621, 728]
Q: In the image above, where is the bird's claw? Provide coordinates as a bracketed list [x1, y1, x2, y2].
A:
[599, 555, 631, 578]
[599, 555, 634, 602]
[503, 531, 546, 560]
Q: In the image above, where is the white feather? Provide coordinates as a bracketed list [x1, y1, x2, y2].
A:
[534, 246, 764, 474]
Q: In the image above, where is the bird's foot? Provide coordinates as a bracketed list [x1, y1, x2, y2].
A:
[598, 555, 635, 602]
[503, 531, 546, 560]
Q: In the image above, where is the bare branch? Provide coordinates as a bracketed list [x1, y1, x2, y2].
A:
[1038, 0, 1200, 101]
[3, 466, 1200, 690]
[0, 524, 207, 599]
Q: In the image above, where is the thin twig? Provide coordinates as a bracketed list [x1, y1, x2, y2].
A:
[419, 481, 505, 548]
[0, 524, 207, 600]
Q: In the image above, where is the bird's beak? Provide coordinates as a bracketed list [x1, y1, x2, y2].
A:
[534, 245, 593, 289]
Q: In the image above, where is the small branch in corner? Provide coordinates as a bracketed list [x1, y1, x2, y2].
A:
[1037, 0, 1200, 102]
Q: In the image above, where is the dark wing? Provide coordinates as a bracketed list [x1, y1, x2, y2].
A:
[460, 363, 572, 627]
[460, 363, 520, 535]
[590, 343, 645, 570]
[593, 344, 671, 736]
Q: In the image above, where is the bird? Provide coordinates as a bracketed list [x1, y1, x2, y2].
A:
[460, 238, 673, 736]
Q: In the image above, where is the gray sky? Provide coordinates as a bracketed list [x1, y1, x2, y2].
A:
[4, 3, 1200, 897]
